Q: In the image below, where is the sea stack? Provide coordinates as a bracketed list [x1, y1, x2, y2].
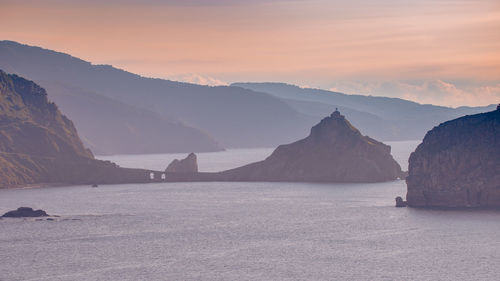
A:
[218, 109, 404, 182]
[166, 153, 198, 173]
[406, 107, 500, 208]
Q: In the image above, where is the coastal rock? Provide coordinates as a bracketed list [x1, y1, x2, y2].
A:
[2, 207, 49, 217]
[0, 70, 169, 188]
[395, 196, 407, 207]
[166, 153, 198, 173]
[406, 106, 500, 208]
[217, 109, 403, 182]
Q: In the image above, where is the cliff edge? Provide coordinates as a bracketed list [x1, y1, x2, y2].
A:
[0, 70, 156, 188]
[406, 106, 500, 208]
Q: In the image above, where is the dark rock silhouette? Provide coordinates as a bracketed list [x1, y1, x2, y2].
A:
[406, 107, 500, 208]
[166, 153, 198, 173]
[2, 207, 49, 217]
[158, 110, 405, 183]
[395, 196, 407, 207]
[214, 109, 403, 182]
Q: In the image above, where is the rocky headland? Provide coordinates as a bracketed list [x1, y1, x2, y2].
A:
[406, 106, 500, 208]
[166, 110, 404, 183]
[0, 70, 160, 188]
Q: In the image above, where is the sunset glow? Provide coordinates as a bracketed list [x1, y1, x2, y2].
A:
[1, 0, 499, 106]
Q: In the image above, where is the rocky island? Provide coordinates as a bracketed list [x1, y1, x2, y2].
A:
[406, 106, 500, 208]
[2, 207, 49, 218]
[165, 109, 404, 183]
[215, 110, 404, 182]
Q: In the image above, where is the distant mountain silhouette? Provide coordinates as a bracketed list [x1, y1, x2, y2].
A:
[232, 82, 496, 141]
[3, 40, 493, 154]
[0, 41, 313, 153]
[41, 81, 221, 155]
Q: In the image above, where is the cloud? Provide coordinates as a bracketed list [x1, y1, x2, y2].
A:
[329, 80, 500, 107]
[174, 73, 228, 86]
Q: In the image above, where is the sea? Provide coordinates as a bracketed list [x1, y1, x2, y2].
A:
[1, 140, 500, 281]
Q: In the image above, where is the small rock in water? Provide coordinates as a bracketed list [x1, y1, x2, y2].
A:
[165, 152, 198, 173]
[91, 184, 98, 188]
[46, 218, 55, 221]
[395, 196, 408, 207]
[2, 207, 49, 218]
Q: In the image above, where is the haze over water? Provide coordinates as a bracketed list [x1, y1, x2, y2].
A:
[1, 141, 500, 280]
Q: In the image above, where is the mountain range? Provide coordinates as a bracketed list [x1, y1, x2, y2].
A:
[0, 41, 312, 154]
[0, 40, 495, 155]
[232, 82, 496, 141]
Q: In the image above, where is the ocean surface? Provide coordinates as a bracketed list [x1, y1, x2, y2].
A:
[2, 141, 500, 281]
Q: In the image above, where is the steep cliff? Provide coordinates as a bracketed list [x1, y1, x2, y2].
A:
[0, 71, 92, 159]
[0, 70, 155, 188]
[215, 110, 404, 182]
[406, 107, 500, 208]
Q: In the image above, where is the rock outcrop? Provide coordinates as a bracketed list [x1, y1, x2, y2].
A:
[406, 107, 500, 208]
[213, 110, 404, 182]
[165, 153, 198, 173]
[0, 70, 163, 188]
[395, 196, 407, 207]
[2, 207, 49, 217]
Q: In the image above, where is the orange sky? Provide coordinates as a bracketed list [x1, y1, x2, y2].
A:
[1, 0, 499, 107]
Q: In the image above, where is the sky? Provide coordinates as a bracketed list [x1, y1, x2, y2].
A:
[1, 0, 499, 107]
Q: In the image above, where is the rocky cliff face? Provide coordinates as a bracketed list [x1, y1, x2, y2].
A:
[0, 70, 157, 188]
[406, 107, 500, 208]
[0, 71, 92, 159]
[216, 110, 403, 182]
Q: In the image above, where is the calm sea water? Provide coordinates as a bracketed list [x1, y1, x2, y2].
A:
[2, 141, 500, 281]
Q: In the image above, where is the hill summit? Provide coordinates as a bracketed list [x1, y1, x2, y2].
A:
[215, 109, 404, 182]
